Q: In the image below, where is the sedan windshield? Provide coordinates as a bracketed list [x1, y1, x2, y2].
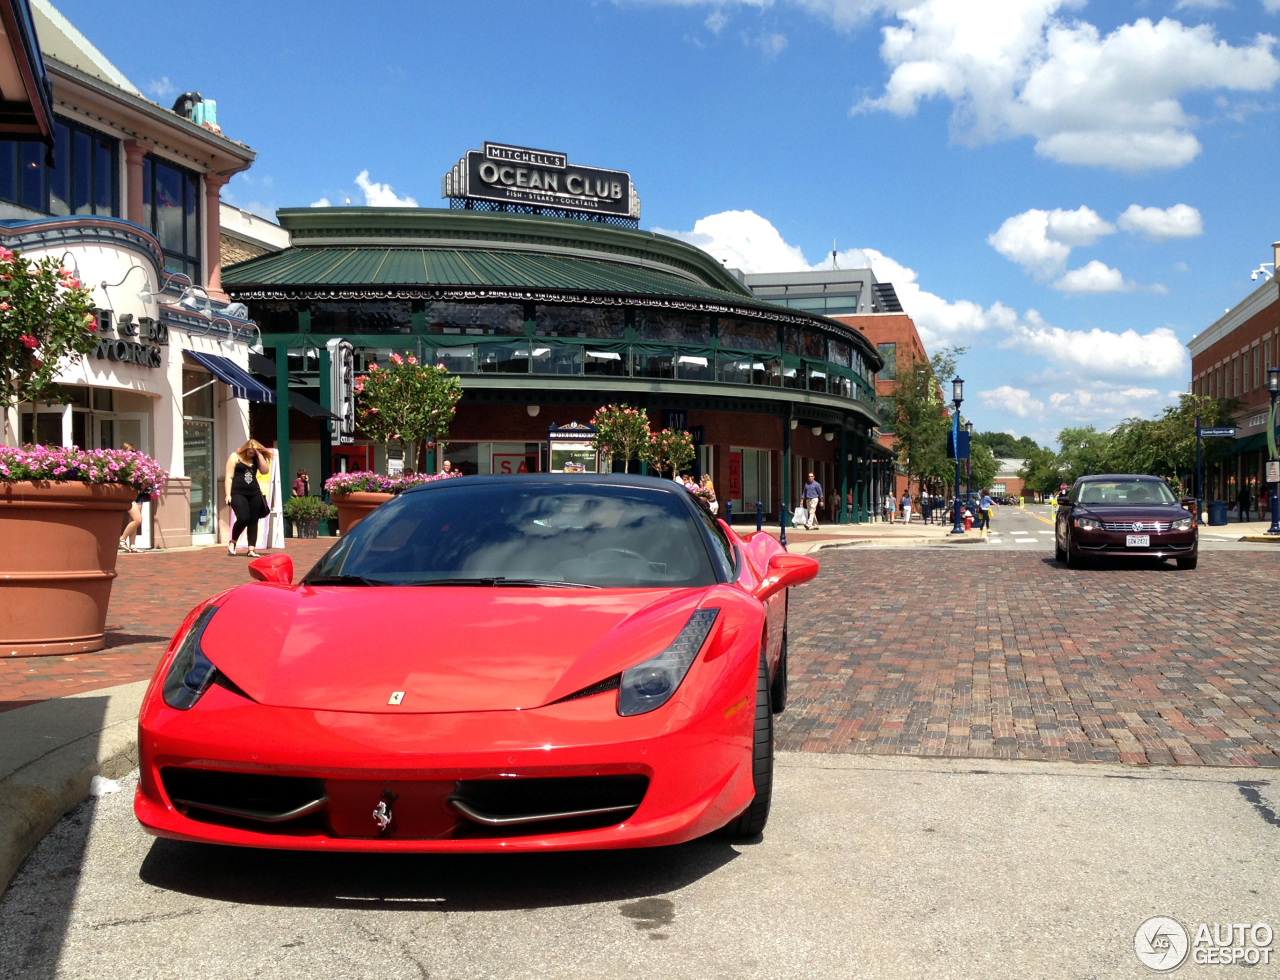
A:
[1076, 480, 1178, 506]
[306, 482, 720, 588]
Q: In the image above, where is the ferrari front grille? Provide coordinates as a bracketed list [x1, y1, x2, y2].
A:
[448, 775, 648, 828]
[161, 768, 327, 825]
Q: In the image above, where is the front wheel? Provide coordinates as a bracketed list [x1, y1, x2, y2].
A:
[1065, 534, 1080, 569]
[1176, 555, 1198, 570]
[1054, 529, 1066, 563]
[722, 649, 774, 840]
[769, 628, 789, 715]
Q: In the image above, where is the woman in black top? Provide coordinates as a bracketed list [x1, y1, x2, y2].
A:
[224, 439, 272, 556]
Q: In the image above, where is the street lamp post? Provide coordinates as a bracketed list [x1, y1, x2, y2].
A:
[1268, 367, 1280, 536]
[965, 420, 974, 501]
[951, 377, 965, 534]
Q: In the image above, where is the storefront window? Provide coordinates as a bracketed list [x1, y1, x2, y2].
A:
[634, 349, 675, 379]
[534, 305, 625, 339]
[426, 301, 523, 335]
[477, 343, 530, 373]
[829, 338, 853, 369]
[583, 348, 627, 376]
[312, 299, 412, 334]
[143, 155, 202, 285]
[0, 116, 119, 216]
[877, 342, 896, 380]
[435, 345, 476, 373]
[184, 419, 215, 537]
[676, 353, 714, 381]
[717, 353, 752, 385]
[783, 327, 825, 360]
[531, 344, 581, 375]
[808, 365, 828, 393]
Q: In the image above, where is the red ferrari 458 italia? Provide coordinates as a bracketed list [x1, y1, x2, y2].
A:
[135, 474, 818, 852]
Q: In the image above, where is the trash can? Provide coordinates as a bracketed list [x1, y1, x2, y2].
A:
[1208, 501, 1228, 526]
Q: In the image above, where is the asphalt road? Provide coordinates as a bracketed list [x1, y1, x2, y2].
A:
[3, 758, 1277, 980]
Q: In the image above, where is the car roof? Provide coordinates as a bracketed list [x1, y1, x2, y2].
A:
[1076, 474, 1164, 482]
[400, 473, 692, 496]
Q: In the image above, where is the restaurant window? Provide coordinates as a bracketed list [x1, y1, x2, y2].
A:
[425, 301, 523, 336]
[143, 155, 202, 285]
[783, 326, 824, 360]
[635, 310, 709, 345]
[534, 305, 625, 339]
[877, 343, 897, 380]
[0, 116, 119, 216]
[718, 318, 777, 353]
[312, 299, 413, 334]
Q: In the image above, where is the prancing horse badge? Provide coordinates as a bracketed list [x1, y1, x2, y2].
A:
[388, 691, 405, 705]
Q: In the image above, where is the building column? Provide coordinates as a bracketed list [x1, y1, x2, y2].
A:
[275, 342, 290, 510]
[204, 172, 230, 302]
[840, 425, 849, 524]
[123, 139, 152, 227]
[781, 413, 792, 527]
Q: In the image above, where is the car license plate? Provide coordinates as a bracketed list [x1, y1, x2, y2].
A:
[1126, 534, 1150, 548]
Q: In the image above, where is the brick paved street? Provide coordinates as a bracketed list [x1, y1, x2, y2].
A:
[0, 540, 332, 712]
[777, 549, 1280, 766]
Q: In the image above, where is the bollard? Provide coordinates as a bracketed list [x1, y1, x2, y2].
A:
[780, 506, 788, 550]
[725, 500, 732, 524]
[756, 500, 763, 532]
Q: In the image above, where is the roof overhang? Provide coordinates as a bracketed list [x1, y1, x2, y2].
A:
[0, 0, 54, 144]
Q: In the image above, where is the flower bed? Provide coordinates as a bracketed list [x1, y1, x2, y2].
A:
[323, 470, 460, 496]
[0, 444, 169, 497]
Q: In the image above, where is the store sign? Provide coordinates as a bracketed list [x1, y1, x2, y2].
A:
[728, 451, 743, 498]
[442, 142, 639, 219]
[548, 421, 598, 473]
[92, 312, 165, 369]
[327, 338, 356, 445]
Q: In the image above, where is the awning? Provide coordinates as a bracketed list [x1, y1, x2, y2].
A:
[286, 389, 341, 420]
[184, 351, 276, 403]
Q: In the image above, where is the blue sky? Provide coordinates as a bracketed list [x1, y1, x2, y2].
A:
[57, 0, 1280, 447]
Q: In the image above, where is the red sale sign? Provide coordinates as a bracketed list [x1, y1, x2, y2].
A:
[728, 452, 742, 498]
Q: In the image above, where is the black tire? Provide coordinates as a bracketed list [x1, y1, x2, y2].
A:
[723, 649, 774, 839]
[1065, 533, 1080, 569]
[1054, 530, 1066, 563]
[1176, 555, 1198, 570]
[769, 627, 788, 715]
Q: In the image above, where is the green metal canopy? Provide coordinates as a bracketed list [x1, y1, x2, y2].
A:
[224, 245, 753, 304]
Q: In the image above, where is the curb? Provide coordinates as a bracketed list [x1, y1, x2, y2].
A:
[0, 680, 147, 896]
[1239, 535, 1280, 543]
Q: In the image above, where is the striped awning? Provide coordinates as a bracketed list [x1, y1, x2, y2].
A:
[184, 350, 276, 403]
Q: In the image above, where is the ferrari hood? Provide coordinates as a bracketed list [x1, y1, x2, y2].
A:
[197, 583, 715, 714]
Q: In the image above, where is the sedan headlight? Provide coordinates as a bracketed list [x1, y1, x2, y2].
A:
[1171, 516, 1194, 530]
[618, 609, 719, 717]
[1074, 517, 1103, 530]
[162, 606, 221, 710]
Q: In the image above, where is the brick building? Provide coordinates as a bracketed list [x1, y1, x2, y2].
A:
[1187, 242, 1280, 504]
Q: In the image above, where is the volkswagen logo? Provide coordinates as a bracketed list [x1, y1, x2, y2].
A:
[1132, 522, 1143, 533]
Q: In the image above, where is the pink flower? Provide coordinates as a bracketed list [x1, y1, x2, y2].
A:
[63, 277, 81, 289]
[390, 352, 404, 366]
[19, 334, 38, 349]
[0, 302, 9, 311]
[407, 356, 418, 365]
[58, 267, 72, 276]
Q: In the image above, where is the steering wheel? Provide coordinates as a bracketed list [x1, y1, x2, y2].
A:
[589, 548, 647, 562]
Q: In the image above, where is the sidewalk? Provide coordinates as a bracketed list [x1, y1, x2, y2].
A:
[747, 515, 989, 555]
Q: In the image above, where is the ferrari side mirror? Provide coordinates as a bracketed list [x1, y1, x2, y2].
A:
[752, 552, 818, 603]
[248, 554, 294, 586]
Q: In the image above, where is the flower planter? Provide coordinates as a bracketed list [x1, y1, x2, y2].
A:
[293, 517, 320, 539]
[0, 481, 136, 657]
[332, 491, 393, 533]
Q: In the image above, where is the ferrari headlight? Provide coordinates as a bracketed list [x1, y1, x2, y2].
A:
[162, 606, 220, 710]
[1171, 516, 1193, 530]
[618, 609, 719, 717]
[1074, 517, 1103, 531]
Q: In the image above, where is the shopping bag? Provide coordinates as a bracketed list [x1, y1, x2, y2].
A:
[792, 504, 808, 526]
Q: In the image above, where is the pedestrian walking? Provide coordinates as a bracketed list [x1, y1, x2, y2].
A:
[920, 491, 933, 525]
[701, 474, 718, 515]
[802, 471, 824, 529]
[225, 439, 272, 557]
[118, 441, 145, 553]
[1238, 484, 1252, 522]
[883, 492, 895, 522]
[979, 489, 995, 531]
[292, 468, 310, 498]
[899, 489, 913, 524]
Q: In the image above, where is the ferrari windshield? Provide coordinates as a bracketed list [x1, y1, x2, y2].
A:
[306, 481, 721, 588]
[1076, 480, 1178, 506]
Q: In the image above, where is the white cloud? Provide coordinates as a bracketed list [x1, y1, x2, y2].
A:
[310, 197, 332, 208]
[354, 170, 418, 207]
[1052, 260, 1133, 293]
[1173, 0, 1231, 10]
[755, 31, 789, 56]
[146, 77, 176, 101]
[1116, 203, 1203, 241]
[988, 206, 1113, 279]
[705, 8, 729, 32]
[1002, 320, 1187, 377]
[654, 209, 811, 273]
[856, 4, 1280, 171]
[978, 385, 1046, 418]
[1267, 0, 1280, 13]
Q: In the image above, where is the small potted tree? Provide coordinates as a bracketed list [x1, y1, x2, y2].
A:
[283, 494, 337, 538]
[590, 404, 651, 473]
[644, 427, 695, 480]
[328, 353, 463, 532]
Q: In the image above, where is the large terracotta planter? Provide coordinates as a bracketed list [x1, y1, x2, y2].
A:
[332, 491, 394, 533]
[0, 481, 136, 657]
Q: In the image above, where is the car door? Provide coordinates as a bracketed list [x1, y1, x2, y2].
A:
[1056, 482, 1078, 549]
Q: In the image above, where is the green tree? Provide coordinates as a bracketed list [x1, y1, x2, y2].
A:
[892, 346, 964, 494]
[0, 248, 99, 443]
[968, 440, 998, 492]
[590, 404, 651, 473]
[1017, 445, 1062, 499]
[355, 352, 462, 473]
[644, 427, 695, 478]
[973, 431, 1041, 459]
[1105, 394, 1239, 491]
[1055, 426, 1113, 483]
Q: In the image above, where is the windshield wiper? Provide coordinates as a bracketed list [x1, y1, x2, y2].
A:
[303, 574, 394, 587]
[406, 577, 601, 589]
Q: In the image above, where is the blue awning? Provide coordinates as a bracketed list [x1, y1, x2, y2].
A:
[184, 351, 276, 403]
